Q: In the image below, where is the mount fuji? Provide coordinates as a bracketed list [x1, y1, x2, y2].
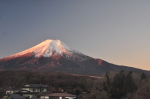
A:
[0, 39, 149, 76]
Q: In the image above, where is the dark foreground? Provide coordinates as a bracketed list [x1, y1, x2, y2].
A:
[0, 71, 150, 99]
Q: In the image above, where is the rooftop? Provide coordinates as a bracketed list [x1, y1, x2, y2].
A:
[22, 84, 48, 88]
[44, 93, 76, 97]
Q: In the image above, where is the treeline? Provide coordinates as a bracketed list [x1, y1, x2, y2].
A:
[103, 70, 149, 99]
[0, 71, 150, 99]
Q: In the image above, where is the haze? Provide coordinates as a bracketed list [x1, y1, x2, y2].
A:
[0, 0, 150, 70]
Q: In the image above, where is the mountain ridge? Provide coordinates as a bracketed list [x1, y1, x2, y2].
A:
[0, 39, 149, 76]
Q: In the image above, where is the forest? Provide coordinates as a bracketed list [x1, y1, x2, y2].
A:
[0, 70, 149, 99]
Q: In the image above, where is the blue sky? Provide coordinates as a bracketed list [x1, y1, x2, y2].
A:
[0, 0, 150, 70]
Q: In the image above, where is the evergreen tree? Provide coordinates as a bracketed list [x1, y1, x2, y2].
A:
[111, 70, 125, 99]
[140, 72, 147, 81]
[103, 72, 112, 97]
[124, 71, 137, 93]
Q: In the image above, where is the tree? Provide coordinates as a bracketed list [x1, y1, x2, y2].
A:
[135, 78, 150, 99]
[124, 71, 137, 93]
[111, 70, 126, 99]
[140, 73, 147, 81]
[103, 72, 112, 94]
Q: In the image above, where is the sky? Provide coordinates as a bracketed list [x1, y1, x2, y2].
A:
[0, 0, 150, 70]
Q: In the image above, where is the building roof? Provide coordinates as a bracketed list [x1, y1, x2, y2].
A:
[36, 91, 52, 96]
[15, 90, 38, 94]
[9, 94, 25, 99]
[45, 93, 76, 97]
[22, 84, 48, 88]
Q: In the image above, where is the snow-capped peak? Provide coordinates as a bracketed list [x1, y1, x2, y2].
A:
[11, 39, 73, 57]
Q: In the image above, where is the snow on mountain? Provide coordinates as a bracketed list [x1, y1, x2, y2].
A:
[10, 39, 74, 58]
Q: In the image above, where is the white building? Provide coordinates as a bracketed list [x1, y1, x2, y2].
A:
[15, 84, 49, 99]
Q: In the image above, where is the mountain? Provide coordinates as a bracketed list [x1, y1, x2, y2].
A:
[0, 39, 149, 76]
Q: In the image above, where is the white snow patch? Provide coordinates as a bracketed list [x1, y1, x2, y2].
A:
[10, 39, 74, 58]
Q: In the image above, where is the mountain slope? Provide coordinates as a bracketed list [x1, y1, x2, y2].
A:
[8, 39, 74, 58]
[0, 39, 149, 76]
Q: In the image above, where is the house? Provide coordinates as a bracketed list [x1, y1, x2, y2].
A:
[40, 93, 76, 99]
[14, 84, 49, 99]
[21, 84, 48, 93]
